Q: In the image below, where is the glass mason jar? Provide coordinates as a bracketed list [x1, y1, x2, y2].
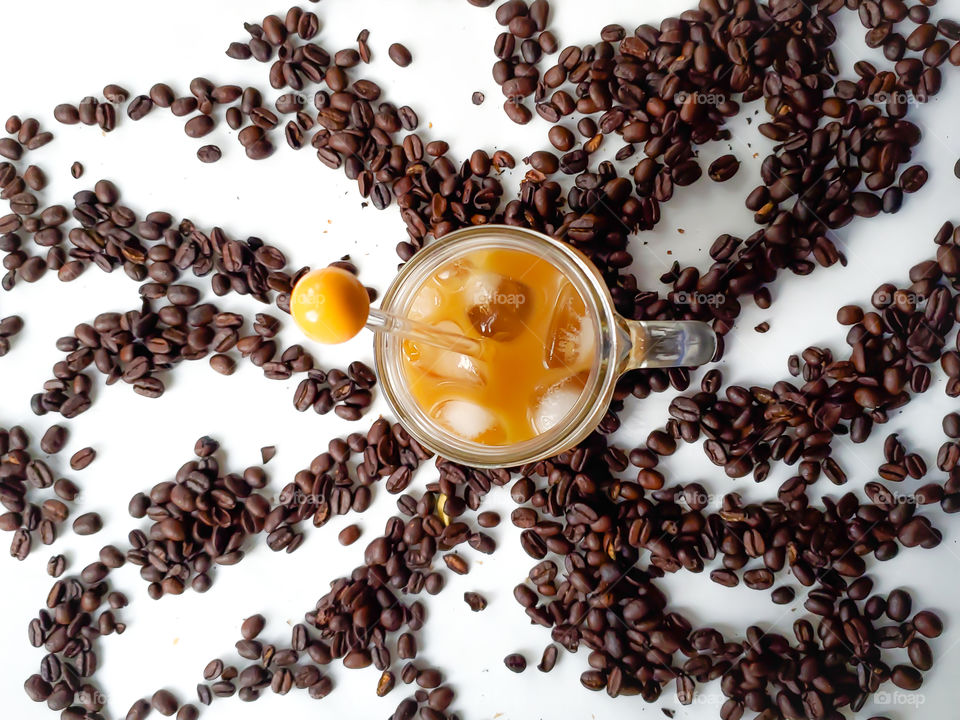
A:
[375, 225, 716, 468]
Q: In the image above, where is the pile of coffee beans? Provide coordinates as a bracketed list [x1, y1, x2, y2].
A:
[292, 361, 377, 420]
[25, 562, 128, 716]
[125, 436, 274, 597]
[0, 423, 89, 561]
[658, 226, 960, 484]
[7, 0, 960, 718]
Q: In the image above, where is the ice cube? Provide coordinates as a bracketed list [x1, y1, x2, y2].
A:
[403, 321, 485, 386]
[545, 281, 595, 371]
[434, 258, 473, 293]
[465, 272, 531, 341]
[408, 284, 442, 322]
[432, 399, 505, 443]
[530, 377, 585, 434]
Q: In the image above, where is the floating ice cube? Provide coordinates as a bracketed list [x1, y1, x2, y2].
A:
[465, 272, 531, 341]
[404, 321, 485, 386]
[545, 282, 595, 371]
[434, 258, 473, 293]
[408, 284, 442, 322]
[432, 399, 504, 442]
[530, 378, 585, 434]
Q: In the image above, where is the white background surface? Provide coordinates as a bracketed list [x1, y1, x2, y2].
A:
[1, 1, 960, 718]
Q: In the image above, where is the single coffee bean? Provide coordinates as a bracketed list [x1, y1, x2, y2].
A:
[72, 512, 103, 536]
[151, 689, 179, 716]
[708, 154, 740, 182]
[128, 96, 154, 121]
[338, 523, 361, 545]
[197, 145, 221, 163]
[184, 115, 215, 138]
[504, 653, 527, 672]
[887, 588, 912, 621]
[46, 554, 66, 578]
[463, 591, 487, 611]
[241, 614, 265, 641]
[40, 425, 68, 454]
[388, 43, 412, 67]
[69, 447, 96, 470]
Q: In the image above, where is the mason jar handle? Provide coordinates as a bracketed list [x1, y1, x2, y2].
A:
[618, 318, 718, 370]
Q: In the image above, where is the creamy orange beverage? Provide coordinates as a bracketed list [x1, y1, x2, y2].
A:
[400, 247, 597, 445]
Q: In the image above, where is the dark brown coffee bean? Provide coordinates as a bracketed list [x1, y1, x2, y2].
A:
[891, 664, 923, 690]
[913, 610, 943, 637]
[197, 145, 221, 163]
[24, 674, 52, 702]
[46, 554, 66, 578]
[241, 614, 265, 640]
[40, 425, 67, 454]
[0, 315, 23, 337]
[0, 138, 23, 161]
[708, 154, 740, 182]
[185, 115, 215, 138]
[151, 689, 179, 716]
[504, 653, 527, 672]
[128, 96, 154, 121]
[900, 164, 928, 192]
[455, 590, 486, 615]
[54, 104, 80, 125]
[209, 354, 236, 375]
[887, 588, 912, 621]
[388, 43, 412, 67]
[72, 512, 102, 536]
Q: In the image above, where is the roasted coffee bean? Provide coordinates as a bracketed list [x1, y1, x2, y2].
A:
[388, 43, 412, 67]
[887, 588, 912, 621]
[128, 96, 153, 121]
[241, 614, 265, 640]
[338, 524, 361, 545]
[197, 145, 221, 163]
[0, 138, 23, 161]
[900, 165, 929, 192]
[46, 554, 67, 578]
[151, 689, 179, 716]
[537, 644, 558, 673]
[185, 115, 215, 138]
[504, 653, 527, 673]
[40, 425, 68, 454]
[913, 610, 943, 638]
[72, 512, 102, 536]
[210, 354, 236, 375]
[443, 553, 468, 574]
[463, 591, 487, 611]
[708, 155, 740, 182]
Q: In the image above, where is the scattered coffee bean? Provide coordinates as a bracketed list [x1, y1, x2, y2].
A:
[388, 43, 412, 67]
[197, 145, 222, 163]
[504, 653, 526, 673]
[463, 591, 487, 611]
